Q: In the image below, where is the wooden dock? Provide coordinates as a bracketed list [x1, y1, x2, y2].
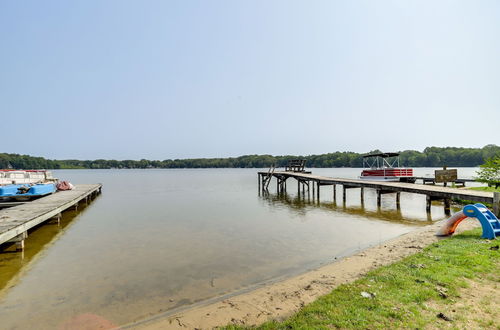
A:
[258, 171, 500, 215]
[0, 184, 102, 251]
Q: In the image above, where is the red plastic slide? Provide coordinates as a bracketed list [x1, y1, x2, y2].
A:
[435, 211, 468, 236]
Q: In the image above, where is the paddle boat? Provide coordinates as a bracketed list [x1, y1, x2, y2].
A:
[0, 170, 58, 202]
[360, 152, 416, 183]
[0, 169, 56, 185]
[0, 183, 57, 201]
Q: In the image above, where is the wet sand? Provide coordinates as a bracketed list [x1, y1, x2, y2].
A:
[130, 219, 479, 330]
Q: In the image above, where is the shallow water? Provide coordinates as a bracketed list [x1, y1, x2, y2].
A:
[0, 168, 480, 328]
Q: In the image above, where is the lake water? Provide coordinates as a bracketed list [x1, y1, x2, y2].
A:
[0, 168, 480, 329]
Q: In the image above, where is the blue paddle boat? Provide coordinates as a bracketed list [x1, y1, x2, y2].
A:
[0, 183, 56, 201]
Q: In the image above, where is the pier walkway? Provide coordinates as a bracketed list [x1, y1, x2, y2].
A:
[258, 171, 499, 215]
[0, 184, 102, 251]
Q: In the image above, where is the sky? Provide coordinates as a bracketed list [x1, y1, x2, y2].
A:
[1, 0, 499, 160]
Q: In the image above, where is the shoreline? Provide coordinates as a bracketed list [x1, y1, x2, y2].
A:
[128, 219, 479, 329]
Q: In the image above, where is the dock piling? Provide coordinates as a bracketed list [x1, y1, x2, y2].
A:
[7, 232, 28, 251]
[494, 192, 500, 217]
[426, 195, 432, 212]
[444, 198, 451, 216]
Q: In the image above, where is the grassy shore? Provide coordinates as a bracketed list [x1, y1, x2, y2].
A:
[469, 186, 500, 193]
[224, 228, 499, 329]
[451, 186, 500, 208]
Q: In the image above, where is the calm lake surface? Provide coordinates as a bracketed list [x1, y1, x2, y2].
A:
[0, 168, 480, 328]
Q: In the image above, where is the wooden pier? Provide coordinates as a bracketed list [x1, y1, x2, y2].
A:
[258, 171, 500, 216]
[0, 184, 102, 251]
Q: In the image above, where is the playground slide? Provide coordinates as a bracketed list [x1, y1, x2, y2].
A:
[435, 211, 467, 236]
[436, 204, 500, 239]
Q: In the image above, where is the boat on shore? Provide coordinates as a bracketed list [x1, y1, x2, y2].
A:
[359, 152, 416, 183]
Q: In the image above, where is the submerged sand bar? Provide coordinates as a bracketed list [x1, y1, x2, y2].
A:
[0, 184, 102, 249]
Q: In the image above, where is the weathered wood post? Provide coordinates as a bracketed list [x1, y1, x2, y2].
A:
[493, 192, 500, 217]
[360, 187, 364, 203]
[9, 232, 28, 251]
[443, 166, 448, 187]
[343, 186, 347, 203]
[377, 190, 381, 207]
[51, 212, 62, 226]
[396, 192, 400, 205]
[444, 198, 451, 216]
[316, 182, 320, 200]
[426, 195, 432, 213]
[333, 184, 336, 202]
[258, 174, 261, 191]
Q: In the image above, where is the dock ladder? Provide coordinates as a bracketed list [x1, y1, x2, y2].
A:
[262, 164, 275, 190]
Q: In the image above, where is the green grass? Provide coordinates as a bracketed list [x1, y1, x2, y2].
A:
[469, 186, 500, 193]
[223, 229, 499, 329]
[452, 185, 500, 207]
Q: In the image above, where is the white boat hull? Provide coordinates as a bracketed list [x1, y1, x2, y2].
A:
[0, 170, 55, 185]
[359, 176, 401, 182]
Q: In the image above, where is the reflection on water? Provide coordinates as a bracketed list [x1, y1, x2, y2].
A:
[0, 168, 474, 329]
[260, 187, 461, 225]
[0, 195, 99, 292]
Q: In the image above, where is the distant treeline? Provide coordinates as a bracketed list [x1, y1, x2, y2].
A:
[1, 145, 499, 170]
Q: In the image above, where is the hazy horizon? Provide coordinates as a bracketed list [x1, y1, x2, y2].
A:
[1, 1, 499, 160]
[3, 144, 496, 162]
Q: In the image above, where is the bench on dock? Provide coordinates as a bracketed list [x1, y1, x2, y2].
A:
[285, 159, 307, 172]
[421, 177, 436, 185]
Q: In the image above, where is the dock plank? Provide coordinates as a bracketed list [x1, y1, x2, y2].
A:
[0, 184, 102, 246]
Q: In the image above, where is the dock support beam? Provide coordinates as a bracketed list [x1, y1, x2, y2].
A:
[316, 182, 320, 200]
[8, 232, 28, 251]
[426, 195, 452, 215]
[50, 213, 62, 225]
[426, 195, 432, 212]
[377, 189, 400, 208]
[333, 184, 336, 202]
[444, 198, 451, 216]
[494, 192, 500, 217]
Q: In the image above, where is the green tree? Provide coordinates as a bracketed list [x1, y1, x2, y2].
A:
[476, 156, 500, 188]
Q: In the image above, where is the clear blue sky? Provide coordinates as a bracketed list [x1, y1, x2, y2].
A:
[1, 1, 499, 160]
